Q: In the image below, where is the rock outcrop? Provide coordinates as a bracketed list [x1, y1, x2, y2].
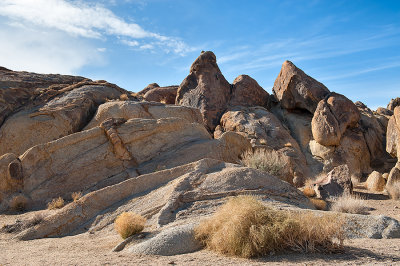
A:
[388, 97, 400, 111]
[229, 75, 269, 108]
[142, 85, 178, 104]
[176, 51, 231, 131]
[311, 165, 353, 200]
[272, 60, 330, 113]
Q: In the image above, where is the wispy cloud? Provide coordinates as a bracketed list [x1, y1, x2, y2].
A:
[0, 0, 192, 55]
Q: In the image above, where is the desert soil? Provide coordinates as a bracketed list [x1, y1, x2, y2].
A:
[1, 187, 400, 266]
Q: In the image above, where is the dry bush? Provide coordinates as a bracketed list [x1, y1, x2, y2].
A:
[330, 193, 369, 214]
[387, 182, 400, 200]
[47, 197, 65, 210]
[195, 195, 344, 258]
[71, 191, 82, 202]
[114, 212, 146, 239]
[9, 195, 28, 212]
[309, 198, 327, 210]
[241, 149, 286, 178]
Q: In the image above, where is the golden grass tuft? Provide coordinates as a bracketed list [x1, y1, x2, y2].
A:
[119, 94, 129, 101]
[303, 186, 316, 197]
[47, 197, 65, 210]
[71, 191, 82, 202]
[195, 195, 344, 258]
[387, 182, 400, 200]
[9, 195, 28, 212]
[240, 149, 286, 178]
[309, 198, 327, 210]
[114, 212, 146, 239]
[330, 193, 369, 214]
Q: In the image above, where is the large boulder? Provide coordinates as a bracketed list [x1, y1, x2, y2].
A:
[272, 60, 330, 113]
[0, 82, 128, 156]
[386, 107, 400, 158]
[215, 106, 308, 186]
[0, 117, 250, 210]
[366, 171, 386, 192]
[176, 51, 231, 131]
[229, 75, 269, 107]
[312, 164, 352, 200]
[135, 83, 159, 97]
[142, 86, 178, 104]
[312, 93, 360, 146]
[388, 97, 400, 111]
[84, 101, 203, 129]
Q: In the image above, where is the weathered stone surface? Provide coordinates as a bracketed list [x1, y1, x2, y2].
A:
[376, 107, 393, 116]
[143, 86, 178, 104]
[386, 107, 400, 158]
[387, 97, 400, 111]
[0, 83, 127, 156]
[272, 60, 330, 113]
[85, 101, 203, 129]
[344, 213, 400, 239]
[136, 83, 159, 97]
[176, 51, 231, 131]
[312, 165, 352, 199]
[0, 67, 86, 126]
[0, 117, 250, 210]
[229, 75, 269, 107]
[215, 106, 308, 186]
[0, 153, 20, 198]
[386, 162, 400, 189]
[366, 171, 386, 192]
[312, 93, 360, 147]
[16, 158, 312, 240]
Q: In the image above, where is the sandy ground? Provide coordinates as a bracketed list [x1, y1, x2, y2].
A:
[1, 187, 400, 266]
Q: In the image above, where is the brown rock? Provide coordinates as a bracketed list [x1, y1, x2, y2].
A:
[376, 107, 393, 116]
[176, 51, 231, 131]
[143, 86, 178, 104]
[272, 60, 330, 113]
[366, 171, 386, 192]
[136, 83, 160, 97]
[386, 107, 400, 158]
[387, 97, 400, 111]
[229, 75, 269, 107]
[313, 164, 352, 199]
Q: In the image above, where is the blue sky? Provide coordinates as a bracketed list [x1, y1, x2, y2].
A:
[0, 0, 399, 109]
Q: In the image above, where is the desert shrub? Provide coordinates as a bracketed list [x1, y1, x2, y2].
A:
[387, 182, 400, 200]
[241, 149, 286, 178]
[195, 195, 344, 258]
[114, 212, 146, 239]
[47, 197, 65, 210]
[309, 198, 327, 210]
[119, 94, 129, 101]
[9, 195, 28, 212]
[330, 193, 368, 214]
[71, 191, 82, 202]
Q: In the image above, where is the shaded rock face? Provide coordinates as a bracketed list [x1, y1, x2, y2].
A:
[143, 85, 178, 104]
[215, 106, 308, 186]
[176, 51, 231, 131]
[312, 165, 352, 200]
[272, 60, 330, 113]
[376, 107, 393, 116]
[312, 93, 360, 147]
[0, 68, 86, 126]
[388, 97, 400, 111]
[229, 75, 269, 108]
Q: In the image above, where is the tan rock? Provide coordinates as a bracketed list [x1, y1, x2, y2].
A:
[376, 107, 393, 116]
[272, 60, 330, 113]
[229, 75, 269, 107]
[387, 97, 400, 111]
[176, 51, 231, 131]
[386, 107, 400, 158]
[313, 164, 352, 199]
[85, 101, 203, 130]
[135, 83, 159, 97]
[366, 171, 386, 192]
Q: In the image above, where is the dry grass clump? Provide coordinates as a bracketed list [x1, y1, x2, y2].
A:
[47, 197, 65, 210]
[309, 198, 327, 210]
[119, 94, 129, 101]
[114, 212, 146, 239]
[241, 149, 286, 178]
[387, 182, 400, 200]
[71, 191, 82, 202]
[195, 195, 344, 258]
[9, 195, 28, 212]
[330, 193, 369, 214]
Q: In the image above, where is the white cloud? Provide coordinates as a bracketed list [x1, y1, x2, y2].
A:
[0, 0, 192, 55]
[0, 20, 102, 74]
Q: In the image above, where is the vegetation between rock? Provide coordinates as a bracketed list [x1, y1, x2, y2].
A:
[114, 212, 146, 239]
